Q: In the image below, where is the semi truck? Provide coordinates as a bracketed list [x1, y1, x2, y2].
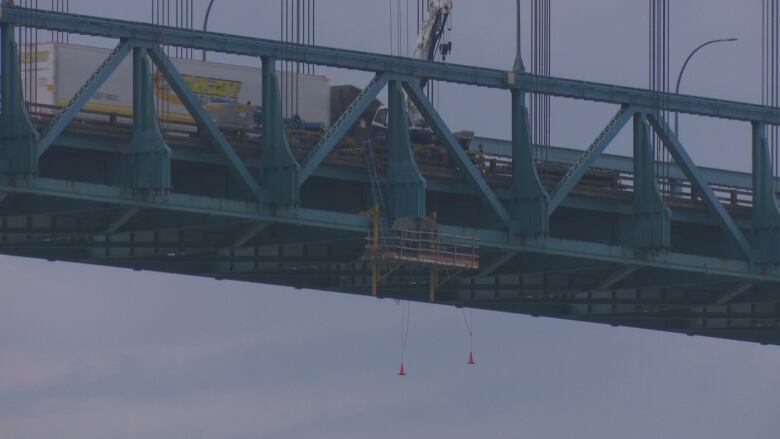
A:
[22, 42, 332, 130]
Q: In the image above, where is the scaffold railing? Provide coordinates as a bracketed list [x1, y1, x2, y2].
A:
[365, 218, 479, 270]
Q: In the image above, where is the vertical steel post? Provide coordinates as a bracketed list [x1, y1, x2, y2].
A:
[261, 56, 300, 205]
[131, 47, 171, 190]
[385, 80, 426, 219]
[510, 88, 548, 235]
[0, 21, 38, 175]
[629, 113, 670, 250]
[751, 122, 780, 263]
[429, 268, 438, 302]
[371, 263, 380, 296]
[370, 205, 380, 296]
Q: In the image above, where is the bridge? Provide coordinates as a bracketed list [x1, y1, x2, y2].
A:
[2, 5, 780, 346]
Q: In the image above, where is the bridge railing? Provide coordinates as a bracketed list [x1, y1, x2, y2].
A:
[26, 101, 761, 214]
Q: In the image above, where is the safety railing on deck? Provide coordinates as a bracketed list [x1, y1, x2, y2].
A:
[365, 219, 479, 270]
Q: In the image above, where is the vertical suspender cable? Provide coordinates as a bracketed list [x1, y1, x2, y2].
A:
[766, 0, 780, 192]
[649, 0, 670, 198]
[665, 0, 671, 191]
[390, 0, 394, 56]
[288, 0, 292, 118]
[766, 0, 772, 185]
[35, 0, 38, 115]
[296, 0, 300, 117]
[417, 0, 420, 36]
[284, 0, 288, 100]
[530, 0, 551, 170]
[397, 0, 400, 57]
[398, 0, 402, 56]
[18, 1, 23, 110]
[166, 0, 170, 124]
[649, 0, 655, 184]
[770, 0, 780, 187]
[406, 0, 410, 58]
[280, 0, 284, 119]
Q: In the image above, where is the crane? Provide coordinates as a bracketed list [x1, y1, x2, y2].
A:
[371, 0, 453, 143]
[414, 0, 454, 86]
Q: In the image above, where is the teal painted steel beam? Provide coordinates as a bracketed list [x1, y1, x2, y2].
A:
[260, 56, 299, 204]
[0, 176, 369, 232]
[42, 128, 753, 228]
[0, 22, 38, 174]
[130, 47, 171, 190]
[629, 114, 670, 250]
[104, 207, 141, 234]
[37, 40, 130, 157]
[713, 281, 754, 306]
[223, 222, 270, 250]
[403, 80, 511, 228]
[750, 122, 780, 263]
[647, 114, 755, 260]
[299, 74, 388, 183]
[385, 80, 426, 219]
[473, 135, 767, 190]
[2, 176, 779, 282]
[1, 7, 779, 123]
[458, 231, 779, 283]
[548, 105, 633, 213]
[510, 89, 548, 235]
[147, 45, 262, 200]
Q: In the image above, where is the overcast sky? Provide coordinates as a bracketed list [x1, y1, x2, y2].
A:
[2, 1, 780, 438]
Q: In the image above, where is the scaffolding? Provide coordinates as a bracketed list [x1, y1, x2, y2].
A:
[366, 218, 478, 269]
[364, 216, 479, 300]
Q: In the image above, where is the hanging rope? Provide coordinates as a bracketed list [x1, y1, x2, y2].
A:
[397, 300, 411, 375]
[462, 308, 476, 365]
[400, 301, 411, 359]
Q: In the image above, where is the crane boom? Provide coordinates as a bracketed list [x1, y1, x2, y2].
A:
[371, 1, 454, 141]
[413, 0, 453, 64]
[406, 0, 453, 128]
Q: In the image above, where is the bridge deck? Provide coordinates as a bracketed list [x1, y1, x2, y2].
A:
[0, 107, 772, 346]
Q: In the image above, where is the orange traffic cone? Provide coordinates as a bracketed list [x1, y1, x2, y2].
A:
[467, 351, 476, 365]
[398, 362, 407, 376]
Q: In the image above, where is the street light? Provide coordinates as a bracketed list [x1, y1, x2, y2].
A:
[674, 37, 738, 135]
[202, 0, 216, 61]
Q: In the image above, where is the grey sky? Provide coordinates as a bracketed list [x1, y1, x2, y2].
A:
[2, 1, 780, 438]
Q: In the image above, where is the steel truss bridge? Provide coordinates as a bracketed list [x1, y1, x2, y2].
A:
[3, 5, 780, 345]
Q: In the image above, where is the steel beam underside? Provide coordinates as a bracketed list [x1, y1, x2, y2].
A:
[0, 185, 778, 345]
[0, 174, 778, 283]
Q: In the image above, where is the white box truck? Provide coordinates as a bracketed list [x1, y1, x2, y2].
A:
[21, 42, 331, 129]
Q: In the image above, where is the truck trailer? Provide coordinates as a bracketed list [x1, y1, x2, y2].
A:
[21, 42, 332, 129]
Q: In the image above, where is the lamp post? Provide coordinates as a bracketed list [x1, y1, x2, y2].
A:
[674, 38, 738, 135]
[202, 0, 216, 61]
